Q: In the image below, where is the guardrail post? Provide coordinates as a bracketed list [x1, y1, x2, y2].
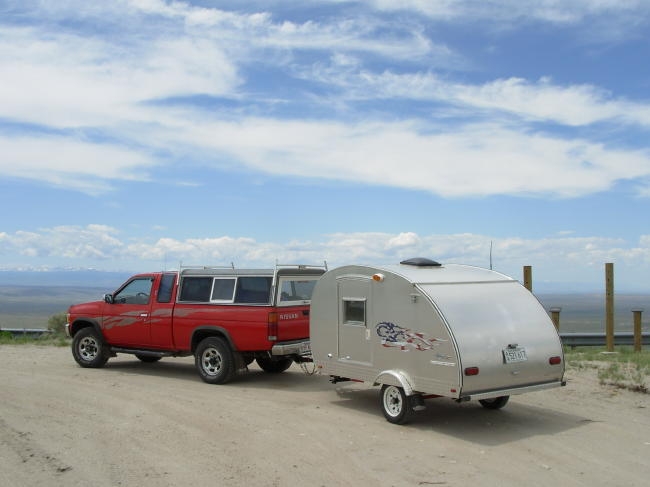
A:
[632, 309, 643, 352]
[523, 265, 532, 292]
[605, 263, 614, 352]
[549, 307, 561, 331]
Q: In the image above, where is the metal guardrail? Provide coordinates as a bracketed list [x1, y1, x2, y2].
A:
[0, 328, 51, 336]
[560, 332, 649, 348]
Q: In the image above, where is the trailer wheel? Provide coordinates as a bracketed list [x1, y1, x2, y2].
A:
[479, 396, 510, 410]
[71, 327, 110, 368]
[195, 337, 236, 384]
[135, 354, 161, 363]
[380, 384, 415, 424]
[256, 355, 293, 373]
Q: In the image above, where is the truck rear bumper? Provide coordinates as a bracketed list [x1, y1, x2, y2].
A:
[461, 380, 566, 401]
[271, 339, 311, 357]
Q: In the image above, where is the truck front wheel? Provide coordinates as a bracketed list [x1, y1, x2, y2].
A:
[380, 384, 415, 425]
[195, 337, 235, 384]
[72, 327, 110, 368]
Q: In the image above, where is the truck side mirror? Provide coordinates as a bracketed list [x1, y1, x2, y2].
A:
[104, 293, 114, 304]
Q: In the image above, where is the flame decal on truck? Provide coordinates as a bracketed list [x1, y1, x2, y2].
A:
[375, 321, 445, 352]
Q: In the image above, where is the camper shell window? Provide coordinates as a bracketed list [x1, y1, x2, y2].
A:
[179, 276, 272, 304]
[277, 276, 320, 307]
[343, 298, 366, 325]
[211, 278, 236, 302]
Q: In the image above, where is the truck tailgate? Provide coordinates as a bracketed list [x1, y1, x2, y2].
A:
[276, 306, 311, 341]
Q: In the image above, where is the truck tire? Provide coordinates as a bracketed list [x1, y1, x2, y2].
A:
[256, 355, 293, 373]
[380, 384, 415, 425]
[479, 396, 510, 410]
[195, 337, 236, 384]
[72, 327, 110, 368]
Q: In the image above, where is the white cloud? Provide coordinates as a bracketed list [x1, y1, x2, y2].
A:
[368, 0, 648, 26]
[1, 225, 649, 289]
[0, 134, 155, 193]
[2, 225, 123, 260]
[180, 117, 650, 197]
[1, 0, 649, 200]
[0, 26, 240, 128]
[305, 69, 650, 128]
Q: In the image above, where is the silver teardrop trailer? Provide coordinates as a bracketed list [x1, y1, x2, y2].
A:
[309, 258, 566, 424]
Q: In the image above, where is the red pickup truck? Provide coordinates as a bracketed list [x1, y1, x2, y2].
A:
[66, 264, 326, 384]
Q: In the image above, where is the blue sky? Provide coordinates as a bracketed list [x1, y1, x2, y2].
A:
[1, 0, 650, 292]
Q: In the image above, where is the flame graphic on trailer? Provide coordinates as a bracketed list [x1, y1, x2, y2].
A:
[375, 321, 446, 351]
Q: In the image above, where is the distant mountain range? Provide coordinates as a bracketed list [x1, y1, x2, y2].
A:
[0, 270, 135, 288]
[0, 270, 648, 333]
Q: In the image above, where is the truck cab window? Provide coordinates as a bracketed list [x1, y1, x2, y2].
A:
[157, 273, 176, 303]
[114, 278, 154, 305]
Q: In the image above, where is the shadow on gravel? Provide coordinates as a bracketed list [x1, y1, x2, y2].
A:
[330, 384, 588, 445]
[97, 355, 332, 392]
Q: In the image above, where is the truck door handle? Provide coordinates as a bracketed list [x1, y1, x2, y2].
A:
[139, 313, 148, 318]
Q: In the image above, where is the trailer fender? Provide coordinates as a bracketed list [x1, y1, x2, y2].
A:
[373, 370, 415, 396]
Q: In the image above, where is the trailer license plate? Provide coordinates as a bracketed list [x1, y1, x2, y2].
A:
[503, 347, 527, 364]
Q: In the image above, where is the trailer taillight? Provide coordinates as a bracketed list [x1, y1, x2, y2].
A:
[464, 367, 479, 376]
[549, 356, 562, 365]
[267, 312, 278, 341]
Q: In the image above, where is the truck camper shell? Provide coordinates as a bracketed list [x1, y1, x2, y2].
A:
[309, 258, 565, 423]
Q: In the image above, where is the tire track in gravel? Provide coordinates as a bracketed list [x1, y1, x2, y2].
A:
[0, 418, 72, 476]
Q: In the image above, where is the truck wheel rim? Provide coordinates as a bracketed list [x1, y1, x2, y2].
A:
[383, 385, 403, 417]
[79, 336, 99, 361]
[201, 347, 223, 376]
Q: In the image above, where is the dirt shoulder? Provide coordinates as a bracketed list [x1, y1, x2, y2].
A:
[1, 345, 648, 487]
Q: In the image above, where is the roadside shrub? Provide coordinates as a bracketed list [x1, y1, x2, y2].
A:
[47, 312, 68, 337]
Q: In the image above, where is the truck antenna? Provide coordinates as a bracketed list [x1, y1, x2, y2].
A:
[489, 240, 493, 270]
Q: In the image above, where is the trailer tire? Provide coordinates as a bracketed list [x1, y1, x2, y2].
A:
[136, 354, 161, 363]
[380, 384, 415, 425]
[479, 395, 510, 410]
[195, 337, 236, 384]
[256, 355, 293, 373]
[71, 327, 110, 368]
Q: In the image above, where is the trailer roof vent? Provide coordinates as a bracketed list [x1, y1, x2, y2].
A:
[400, 257, 442, 267]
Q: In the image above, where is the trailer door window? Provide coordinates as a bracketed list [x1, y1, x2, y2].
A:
[343, 298, 366, 325]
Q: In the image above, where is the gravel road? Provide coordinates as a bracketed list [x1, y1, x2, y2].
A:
[1, 345, 648, 486]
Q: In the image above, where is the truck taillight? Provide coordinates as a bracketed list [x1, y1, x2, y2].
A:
[268, 312, 278, 341]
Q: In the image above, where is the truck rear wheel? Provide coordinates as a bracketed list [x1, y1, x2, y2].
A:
[479, 396, 510, 410]
[380, 384, 415, 425]
[256, 355, 293, 373]
[195, 337, 235, 384]
[72, 327, 110, 368]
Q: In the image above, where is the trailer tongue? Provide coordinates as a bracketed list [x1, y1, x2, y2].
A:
[309, 258, 565, 424]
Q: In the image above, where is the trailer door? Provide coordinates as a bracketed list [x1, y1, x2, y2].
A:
[337, 278, 372, 364]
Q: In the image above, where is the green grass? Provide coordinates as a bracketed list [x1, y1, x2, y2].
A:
[0, 331, 70, 346]
[565, 346, 650, 393]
